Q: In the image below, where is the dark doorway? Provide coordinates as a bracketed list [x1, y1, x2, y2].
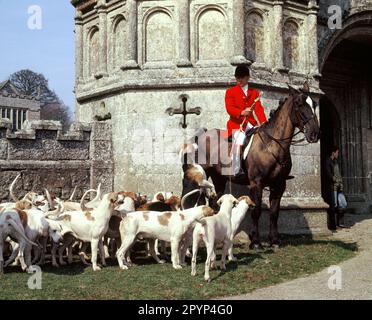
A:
[320, 96, 341, 203]
[320, 36, 372, 215]
[320, 97, 341, 229]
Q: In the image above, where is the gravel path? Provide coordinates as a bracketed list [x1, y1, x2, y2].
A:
[222, 215, 372, 300]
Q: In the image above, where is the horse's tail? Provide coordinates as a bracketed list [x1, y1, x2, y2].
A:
[178, 143, 198, 164]
[178, 127, 207, 164]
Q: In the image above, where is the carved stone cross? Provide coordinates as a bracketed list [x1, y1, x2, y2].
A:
[166, 96, 201, 129]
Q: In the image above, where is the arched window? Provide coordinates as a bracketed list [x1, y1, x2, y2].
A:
[145, 10, 175, 63]
[89, 27, 100, 76]
[283, 20, 299, 70]
[246, 11, 264, 63]
[113, 17, 126, 69]
[197, 8, 228, 61]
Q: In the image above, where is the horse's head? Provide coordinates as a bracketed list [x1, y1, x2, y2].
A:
[288, 82, 320, 143]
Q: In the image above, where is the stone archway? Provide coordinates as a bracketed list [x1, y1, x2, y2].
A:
[320, 12, 372, 214]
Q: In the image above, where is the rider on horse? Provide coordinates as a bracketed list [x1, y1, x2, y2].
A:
[225, 65, 268, 177]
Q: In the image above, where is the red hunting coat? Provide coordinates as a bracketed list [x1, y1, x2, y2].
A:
[225, 85, 267, 137]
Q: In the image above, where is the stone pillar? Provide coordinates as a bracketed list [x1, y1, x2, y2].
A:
[177, 0, 192, 67]
[75, 10, 84, 83]
[96, 0, 108, 78]
[122, 0, 139, 69]
[231, 0, 248, 65]
[307, 0, 320, 77]
[272, 1, 285, 71]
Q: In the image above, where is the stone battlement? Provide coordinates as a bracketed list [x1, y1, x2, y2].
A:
[0, 119, 113, 202]
[0, 119, 91, 141]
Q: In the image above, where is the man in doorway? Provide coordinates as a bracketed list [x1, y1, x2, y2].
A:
[225, 65, 267, 177]
[325, 145, 348, 230]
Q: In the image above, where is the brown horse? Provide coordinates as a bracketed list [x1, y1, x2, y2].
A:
[180, 83, 320, 248]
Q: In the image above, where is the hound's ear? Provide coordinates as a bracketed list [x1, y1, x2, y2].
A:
[156, 193, 165, 202]
[302, 81, 310, 93]
[287, 84, 299, 96]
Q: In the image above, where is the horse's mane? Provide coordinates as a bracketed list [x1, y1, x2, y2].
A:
[261, 97, 290, 131]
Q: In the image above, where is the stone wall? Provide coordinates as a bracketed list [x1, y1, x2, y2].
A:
[0, 119, 113, 202]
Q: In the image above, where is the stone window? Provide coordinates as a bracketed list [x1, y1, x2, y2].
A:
[283, 20, 299, 71]
[145, 10, 175, 63]
[0, 107, 27, 131]
[89, 27, 100, 76]
[197, 8, 228, 61]
[113, 16, 126, 69]
[245, 11, 265, 64]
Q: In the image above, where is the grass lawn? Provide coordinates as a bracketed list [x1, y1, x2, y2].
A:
[0, 235, 357, 300]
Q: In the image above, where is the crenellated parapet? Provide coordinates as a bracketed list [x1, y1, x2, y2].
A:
[0, 119, 113, 202]
[0, 119, 91, 141]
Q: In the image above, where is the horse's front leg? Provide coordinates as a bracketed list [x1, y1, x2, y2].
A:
[269, 182, 286, 248]
[249, 183, 263, 250]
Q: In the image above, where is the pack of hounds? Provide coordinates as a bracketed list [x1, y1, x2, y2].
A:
[0, 168, 255, 282]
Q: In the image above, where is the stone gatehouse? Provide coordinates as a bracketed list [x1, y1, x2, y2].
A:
[68, 0, 372, 216]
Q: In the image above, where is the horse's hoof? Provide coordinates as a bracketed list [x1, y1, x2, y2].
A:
[158, 260, 166, 264]
[173, 265, 183, 270]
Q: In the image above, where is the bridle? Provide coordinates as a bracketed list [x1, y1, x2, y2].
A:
[257, 93, 318, 167]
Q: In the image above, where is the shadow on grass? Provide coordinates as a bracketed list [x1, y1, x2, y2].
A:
[276, 234, 358, 252]
[204, 234, 358, 282]
[3, 235, 357, 281]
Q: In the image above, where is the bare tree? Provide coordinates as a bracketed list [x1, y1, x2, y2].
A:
[9, 69, 72, 129]
[10, 69, 58, 103]
[40, 100, 72, 130]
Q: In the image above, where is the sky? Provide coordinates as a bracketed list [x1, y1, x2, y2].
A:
[0, 0, 75, 114]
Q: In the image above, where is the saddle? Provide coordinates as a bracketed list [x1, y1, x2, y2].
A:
[225, 127, 295, 181]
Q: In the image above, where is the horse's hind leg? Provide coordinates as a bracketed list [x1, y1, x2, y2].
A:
[248, 183, 263, 250]
[268, 182, 286, 248]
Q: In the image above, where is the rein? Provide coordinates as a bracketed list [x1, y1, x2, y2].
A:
[257, 95, 316, 167]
